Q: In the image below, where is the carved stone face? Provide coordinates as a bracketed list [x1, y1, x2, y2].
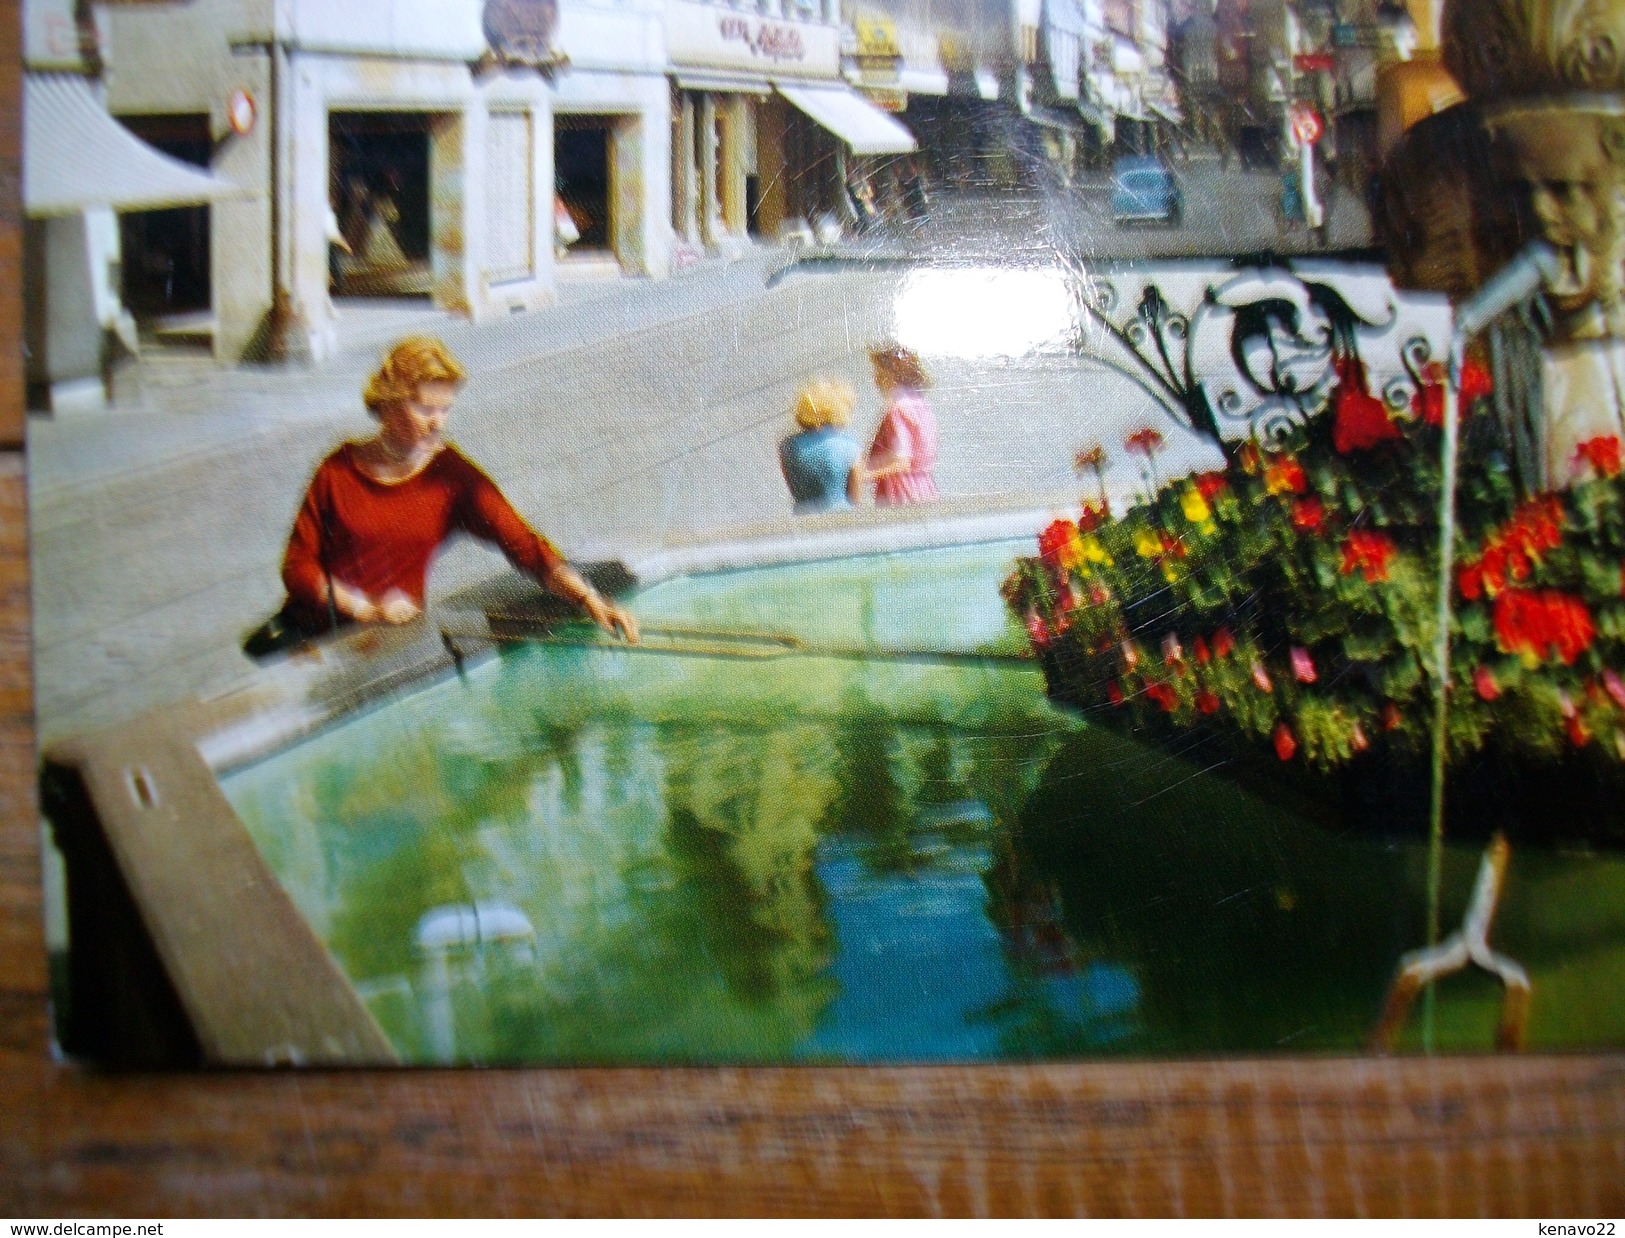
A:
[1491, 110, 1625, 339]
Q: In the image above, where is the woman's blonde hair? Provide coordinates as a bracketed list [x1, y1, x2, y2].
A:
[362, 336, 468, 416]
[794, 379, 857, 429]
[869, 343, 929, 390]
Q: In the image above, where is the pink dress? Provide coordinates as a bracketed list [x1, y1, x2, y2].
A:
[867, 388, 939, 506]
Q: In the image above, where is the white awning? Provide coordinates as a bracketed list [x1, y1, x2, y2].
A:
[898, 66, 950, 96]
[674, 71, 773, 95]
[774, 83, 917, 155]
[24, 73, 237, 217]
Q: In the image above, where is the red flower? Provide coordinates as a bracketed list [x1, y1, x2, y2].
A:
[1263, 455, 1308, 496]
[1037, 519, 1083, 573]
[1121, 640, 1140, 671]
[1212, 628, 1236, 659]
[1340, 531, 1398, 583]
[1290, 647, 1317, 684]
[1077, 500, 1110, 532]
[1350, 722, 1370, 753]
[1251, 660, 1273, 693]
[1124, 427, 1165, 457]
[1575, 435, 1624, 479]
[1492, 589, 1596, 665]
[1290, 497, 1326, 533]
[1195, 690, 1221, 714]
[1107, 681, 1125, 706]
[1567, 712, 1594, 748]
[1145, 681, 1178, 712]
[1273, 722, 1297, 761]
[1075, 444, 1108, 472]
[1194, 635, 1212, 665]
[1237, 442, 1262, 475]
[1027, 607, 1053, 646]
[1412, 359, 1494, 427]
[1460, 497, 1564, 600]
[1162, 633, 1184, 665]
[1332, 357, 1402, 453]
[1474, 665, 1500, 701]
[1025, 611, 1053, 648]
[1458, 562, 1485, 601]
[1460, 358, 1494, 406]
[1382, 702, 1404, 731]
[1159, 531, 1189, 559]
[1194, 471, 1229, 502]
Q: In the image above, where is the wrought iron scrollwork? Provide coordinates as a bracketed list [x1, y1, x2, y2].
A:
[1068, 261, 1455, 453]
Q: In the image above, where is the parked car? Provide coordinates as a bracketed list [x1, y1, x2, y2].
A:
[1110, 156, 1182, 226]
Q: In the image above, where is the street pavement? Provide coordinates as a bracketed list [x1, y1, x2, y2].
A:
[28, 171, 1349, 739]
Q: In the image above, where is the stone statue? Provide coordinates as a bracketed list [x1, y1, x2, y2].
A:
[1440, 0, 1625, 489]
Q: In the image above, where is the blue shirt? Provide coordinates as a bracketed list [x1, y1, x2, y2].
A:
[780, 428, 860, 514]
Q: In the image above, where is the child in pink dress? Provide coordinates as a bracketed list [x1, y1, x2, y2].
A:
[865, 344, 939, 506]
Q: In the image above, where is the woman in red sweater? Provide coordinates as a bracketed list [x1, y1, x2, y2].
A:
[274, 336, 637, 644]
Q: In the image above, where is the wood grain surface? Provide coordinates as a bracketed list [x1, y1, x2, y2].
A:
[2, 1, 1624, 1215]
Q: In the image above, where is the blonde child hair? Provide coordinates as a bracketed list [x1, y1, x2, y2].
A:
[794, 379, 857, 430]
[362, 336, 468, 416]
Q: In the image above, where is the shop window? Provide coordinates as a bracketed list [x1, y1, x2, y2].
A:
[330, 112, 434, 298]
[556, 121, 613, 251]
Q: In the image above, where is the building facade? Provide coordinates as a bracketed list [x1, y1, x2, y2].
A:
[24, 0, 235, 410]
[96, 0, 673, 365]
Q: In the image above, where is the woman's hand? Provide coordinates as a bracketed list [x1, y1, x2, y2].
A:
[329, 581, 420, 625]
[331, 581, 382, 623]
[582, 591, 640, 643]
[545, 563, 639, 642]
[377, 591, 422, 624]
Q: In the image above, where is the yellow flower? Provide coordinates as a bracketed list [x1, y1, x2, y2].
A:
[1134, 528, 1162, 559]
[1080, 535, 1112, 566]
[1180, 486, 1211, 526]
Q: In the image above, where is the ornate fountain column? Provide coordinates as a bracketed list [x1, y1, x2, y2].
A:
[1441, 0, 1625, 488]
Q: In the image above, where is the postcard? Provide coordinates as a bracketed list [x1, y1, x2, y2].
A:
[20, 0, 1625, 1066]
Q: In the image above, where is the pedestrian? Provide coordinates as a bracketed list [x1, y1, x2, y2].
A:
[325, 201, 352, 294]
[779, 380, 864, 515]
[864, 344, 939, 506]
[900, 156, 930, 226]
[245, 337, 637, 657]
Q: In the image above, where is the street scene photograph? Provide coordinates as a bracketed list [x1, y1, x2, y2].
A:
[19, 0, 1625, 1067]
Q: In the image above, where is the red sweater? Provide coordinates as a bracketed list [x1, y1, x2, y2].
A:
[282, 443, 564, 618]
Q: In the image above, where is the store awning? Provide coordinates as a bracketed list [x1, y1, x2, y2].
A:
[1146, 98, 1183, 124]
[774, 83, 917, 155]
[24, 73, 237, 218]
[674, 71, 772, 95]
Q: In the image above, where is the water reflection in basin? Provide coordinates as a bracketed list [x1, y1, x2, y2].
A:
[223, 541, 1625, 1063]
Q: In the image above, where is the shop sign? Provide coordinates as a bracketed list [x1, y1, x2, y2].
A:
[938, 32, 972, 73]
[1293, 51, 1336, 72]
[227, 88, 257, 137]
[854, 13, 900, 59]
[24, 0, 99, 70]
[668, 0, 839, 77]
[1289, 101, 1324, 145]
[861, 87, 908, 112]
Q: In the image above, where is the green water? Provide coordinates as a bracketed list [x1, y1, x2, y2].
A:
[223, 542, 1625, 1063]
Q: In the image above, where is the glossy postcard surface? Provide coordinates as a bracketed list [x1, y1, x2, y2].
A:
[23, 0, 1625, 1065]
